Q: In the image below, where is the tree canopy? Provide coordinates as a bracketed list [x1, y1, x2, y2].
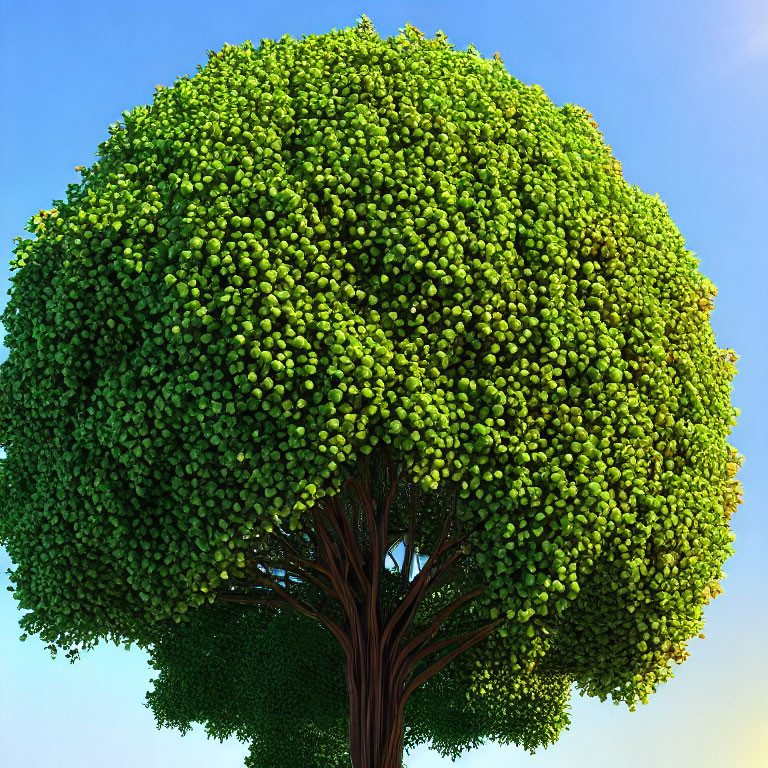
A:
[0, 15, 742, 766]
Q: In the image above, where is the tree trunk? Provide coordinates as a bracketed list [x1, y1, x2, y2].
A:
[346, 625, 407, 768]
[330, 454, 495, 768]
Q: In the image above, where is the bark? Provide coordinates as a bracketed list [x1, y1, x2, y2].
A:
[218, 447, 501, 768]
[346, 616, 408, 768]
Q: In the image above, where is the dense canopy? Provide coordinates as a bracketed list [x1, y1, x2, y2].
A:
[0, 17, 741, 752]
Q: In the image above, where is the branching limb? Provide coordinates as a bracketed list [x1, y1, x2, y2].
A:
[249, 557, 337, 602]
[215, 593, 285, 609]
[402, 618, 504, 702]
[264, 526, 318, 567]
[215, 570, 352, 656]
[312, 505, 361, 629]
[401, 485, 418, 591]
[395, 587, 485, 671]
[381, 531, 468, 651]
[324, 496, 370, 600]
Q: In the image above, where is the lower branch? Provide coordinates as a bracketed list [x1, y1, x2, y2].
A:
[216, 568, 352, 655]
[395, 587, 485, 669]
[402, 618, 504, 701]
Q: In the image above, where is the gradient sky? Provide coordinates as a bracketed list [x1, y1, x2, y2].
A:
[1, 1, 766, 767]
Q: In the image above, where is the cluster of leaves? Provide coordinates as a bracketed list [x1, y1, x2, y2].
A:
[0, 13, 741, 720]
[147, 572, 571, 767]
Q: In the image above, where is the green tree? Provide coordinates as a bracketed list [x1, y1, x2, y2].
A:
[0, 16, 742, 768]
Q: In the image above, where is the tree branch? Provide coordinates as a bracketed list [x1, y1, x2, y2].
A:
[401, 485, 418, 591]
[381, 531, 468, 651]
[215, 593, 285, 609]
[312, 504, 363, 646]
[249, 557, 338, 603]
[325, 495, 370, 601]
[402, 618, 503, 702]
[264, 526, 320, 569]
[379, 458, 402, 573]
[395, 587, 485, 672]
[215, 576, 352, 657]
[240, 565, 325, 620]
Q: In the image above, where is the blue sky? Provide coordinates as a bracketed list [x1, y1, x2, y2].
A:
[1, 1, 766, 766]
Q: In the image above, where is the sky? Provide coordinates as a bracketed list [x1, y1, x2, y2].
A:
[0, 1, 766, 766]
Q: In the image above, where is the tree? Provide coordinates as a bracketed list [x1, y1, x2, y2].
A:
[0, 16, 742, 768]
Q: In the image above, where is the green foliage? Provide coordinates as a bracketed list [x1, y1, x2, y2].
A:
[146, 599, 350, 768]
[0, 12, 742, 745]
[147, 571, 571, 767]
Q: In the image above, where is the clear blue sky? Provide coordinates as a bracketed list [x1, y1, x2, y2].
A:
[1, 1, 766, 766]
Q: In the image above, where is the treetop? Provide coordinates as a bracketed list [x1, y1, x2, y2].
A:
[0, 17, 742, 709]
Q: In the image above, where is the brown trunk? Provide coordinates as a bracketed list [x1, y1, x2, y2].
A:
[346, 620, 407, 768]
